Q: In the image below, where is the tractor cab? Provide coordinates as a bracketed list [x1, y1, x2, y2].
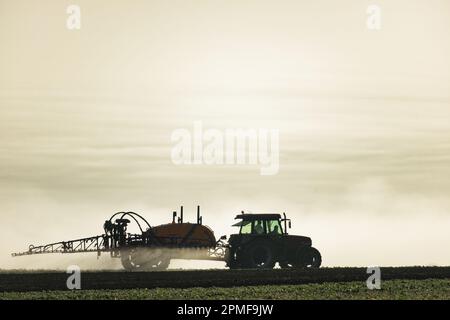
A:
[232, 213, 291, 236]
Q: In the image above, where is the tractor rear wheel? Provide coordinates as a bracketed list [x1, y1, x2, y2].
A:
[242, 240, 276, 269]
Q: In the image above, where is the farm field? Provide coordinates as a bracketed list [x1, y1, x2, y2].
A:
[0, 278, 449, 300]
[0, 266, 449, 299]
[1, 267, 450, 292]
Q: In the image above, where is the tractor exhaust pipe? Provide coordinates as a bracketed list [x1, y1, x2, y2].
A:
[197, 205, 202, 224]
[178, 206, 183, 223]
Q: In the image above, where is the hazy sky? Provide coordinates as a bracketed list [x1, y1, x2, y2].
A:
[1, 0, 449, 268]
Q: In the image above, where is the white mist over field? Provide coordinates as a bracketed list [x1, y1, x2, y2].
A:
[1, 0, 450, 269]
[2, 181, 450, 269]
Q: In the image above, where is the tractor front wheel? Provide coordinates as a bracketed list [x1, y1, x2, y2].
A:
[295, 247, 322, 268]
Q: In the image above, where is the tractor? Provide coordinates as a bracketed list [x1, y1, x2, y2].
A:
[226, 213, 321, 269]
[11, 207, 321, 270]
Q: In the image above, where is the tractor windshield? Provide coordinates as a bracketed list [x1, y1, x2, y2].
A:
[234, 218, 283, 235]
[267, 219, 283, 235]
[239, 220, 252, 234]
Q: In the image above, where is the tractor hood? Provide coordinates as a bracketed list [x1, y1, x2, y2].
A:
[287, 235, 312, 246]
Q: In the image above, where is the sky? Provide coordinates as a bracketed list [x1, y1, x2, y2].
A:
[0, 0, 449, 269]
